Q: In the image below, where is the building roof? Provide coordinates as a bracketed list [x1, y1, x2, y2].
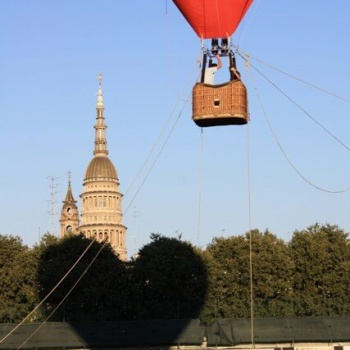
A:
[84, 156, 118, 181]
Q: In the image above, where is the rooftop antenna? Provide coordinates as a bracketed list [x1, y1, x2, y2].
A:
[47, 176, 58, 236]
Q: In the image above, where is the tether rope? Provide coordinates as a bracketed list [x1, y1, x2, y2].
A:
[124, 58, 199, 199]
[16, 242, 107, 350]
[123, 22, 200, 212]
[235, 0, 260, 48]
[243, 56, 350, 193]
[238, 49, 350, 104]
[245, 58, 255, 349]
[0, 237, 97, 345]
[237, 52, 350, 155]
[246, 122, 255, 347]
[254, 82, 350, 193]
[124, 93, 191, 216]
[196, 128, 204, 240]
[125, 4, 201, 199]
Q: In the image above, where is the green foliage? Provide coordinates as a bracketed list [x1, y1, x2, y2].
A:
[249, 229, 294, 318]
[1, 223, 350, 323]
[201, 229, 293, 324]
[290, 223, 350, 316]
[0, 235, 38, 323]
[31, 233, 59, 261]
[37, 234, 130, 321]
[131, 234, 208, 320]
[200, 235, 250, 323]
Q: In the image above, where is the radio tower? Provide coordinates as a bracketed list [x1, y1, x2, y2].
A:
[47, 176, 58, 236]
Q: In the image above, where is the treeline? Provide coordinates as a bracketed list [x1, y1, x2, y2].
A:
[1, 223, 350, 325]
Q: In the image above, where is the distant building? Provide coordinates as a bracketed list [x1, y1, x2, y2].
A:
[59, 75, 127, 260]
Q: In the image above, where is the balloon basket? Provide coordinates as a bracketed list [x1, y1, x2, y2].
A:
[192, 80, 249, 127]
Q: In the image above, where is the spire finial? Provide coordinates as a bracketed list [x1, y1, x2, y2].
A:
[97, 73, 104, 109]
[63, 171, 76, 204]
[94, 74, 108, 156]
[98, 72, 103, 86]
[67, 170, 72, 184]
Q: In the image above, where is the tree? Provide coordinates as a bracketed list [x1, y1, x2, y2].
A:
[131, 233, 208, 320]
[33, 233, 59, 253]
[200, 235, 250, 323]
[201, 230, 293, 324]
[250, 230, 294, 318]
[290, 223, 350, 316]
[0, 235, 38, 323]
[37, 234, 131, 321]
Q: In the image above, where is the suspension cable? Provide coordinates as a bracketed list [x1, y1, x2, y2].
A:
[246, 122, 255, 347]
[16, 242, 107, 350]
[124, 93, 191, 216]
[124, 55, 200, 199]
[245, 55, 255, 349]
[0, 237, 97, 345]
[238, 49, 350, 104]
[236, 0, 261, 48]
[196, 128, 204, 240]
[250, 69, 350, 193]
[237, 52, 350, 155]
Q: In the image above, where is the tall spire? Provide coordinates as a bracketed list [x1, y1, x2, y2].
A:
[64, 171, 76, 203]
[93, 73, 108, 157]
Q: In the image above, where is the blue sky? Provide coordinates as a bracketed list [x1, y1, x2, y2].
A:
[2, 1, 350, 255]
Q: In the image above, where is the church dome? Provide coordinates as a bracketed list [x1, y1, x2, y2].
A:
[84, 156, 118, 181]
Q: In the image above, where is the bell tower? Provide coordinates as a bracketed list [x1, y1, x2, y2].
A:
[60, 172, 80, 237]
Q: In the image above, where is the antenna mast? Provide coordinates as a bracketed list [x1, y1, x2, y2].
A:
[47, 176, 58, 236]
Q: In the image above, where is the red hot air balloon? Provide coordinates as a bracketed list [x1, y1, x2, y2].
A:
[173, 0, 253, 127]
[172, 0, 254, 39]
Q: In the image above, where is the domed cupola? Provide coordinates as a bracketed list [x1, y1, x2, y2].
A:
[85, 156, 118, 181]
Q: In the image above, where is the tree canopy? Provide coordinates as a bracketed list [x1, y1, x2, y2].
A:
[290, 223, 350, 316]
[37, 234, 130, 321]
[1, 222, 350, 323]
[131, 233, 208, 320]
[0, 235, 38, 323]
[201, 229, 293, 324]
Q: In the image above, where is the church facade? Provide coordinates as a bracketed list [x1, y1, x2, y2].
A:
[59, 76, 127, 260]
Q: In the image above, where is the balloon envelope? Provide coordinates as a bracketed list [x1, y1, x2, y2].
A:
[173, 0, 254, 39]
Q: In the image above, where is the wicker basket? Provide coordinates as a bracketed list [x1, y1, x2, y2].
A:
[192, 80, 248, 127]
